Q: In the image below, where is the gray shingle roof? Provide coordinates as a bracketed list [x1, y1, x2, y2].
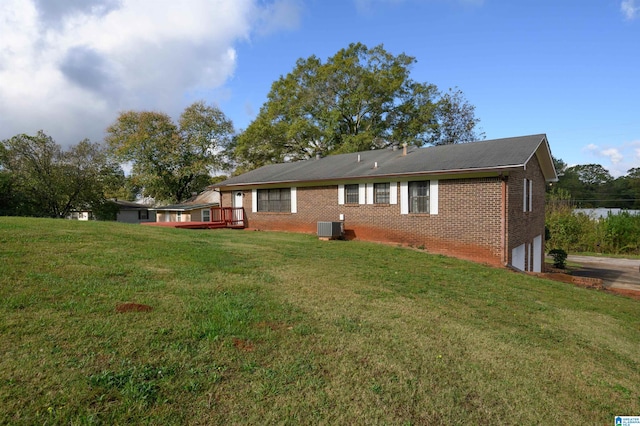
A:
[216, 134, 556, 188]
[152, 202, 218, 212]
[113, 200, 151, 210]
[152, 189, 221, 211]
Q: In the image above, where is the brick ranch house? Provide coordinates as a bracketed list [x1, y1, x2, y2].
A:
[213, 134, 557, 272]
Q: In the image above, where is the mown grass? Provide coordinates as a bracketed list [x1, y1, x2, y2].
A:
[0, 217, 638, 424]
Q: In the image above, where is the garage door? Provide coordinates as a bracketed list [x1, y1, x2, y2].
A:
[512, 243, 525, 271]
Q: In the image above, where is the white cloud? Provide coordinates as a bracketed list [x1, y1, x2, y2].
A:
[583, 141, 640, 177]
[0, 0, 299, 145]
[600, 148, 623, 164]
[621, 0, 639, 20]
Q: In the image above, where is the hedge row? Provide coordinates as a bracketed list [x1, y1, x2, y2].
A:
[546, 206, 640, 255]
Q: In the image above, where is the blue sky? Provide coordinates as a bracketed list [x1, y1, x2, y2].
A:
[1, 0, 639, 176]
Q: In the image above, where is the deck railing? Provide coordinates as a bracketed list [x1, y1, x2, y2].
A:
[211, 207, 245, 227]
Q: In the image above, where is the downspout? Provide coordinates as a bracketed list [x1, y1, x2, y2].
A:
[501, 175, 508, 266]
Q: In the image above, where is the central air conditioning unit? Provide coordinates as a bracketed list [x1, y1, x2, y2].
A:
[317, 221, 343, 239]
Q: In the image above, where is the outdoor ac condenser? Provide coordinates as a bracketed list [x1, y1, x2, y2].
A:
[317, 221, 343, 239]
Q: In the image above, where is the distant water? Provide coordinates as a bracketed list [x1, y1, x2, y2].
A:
[573, 208, 640, 219]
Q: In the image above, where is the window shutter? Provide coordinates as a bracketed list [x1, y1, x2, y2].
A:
[390, 182, 397, 205]
[400, 182, 408, 214]
[430, 180, 438, 215]
[338, 185, 345, 205]
[252, 189, 257, 213]
[523, 179, 527, 212]
[529, 179, 533, 212]
[366, 184, 374, 205]
[359, 184, 366, 205]
[291, 187, 297, 213]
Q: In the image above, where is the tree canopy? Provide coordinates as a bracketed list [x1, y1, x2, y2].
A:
[432, 88, 484, 146]
[233, 43, 483, 171]
[0, 131, 121, 218]
[569, 164, 613, 186]
[105, 101, 234, 203]
[550, 161, 640, 209]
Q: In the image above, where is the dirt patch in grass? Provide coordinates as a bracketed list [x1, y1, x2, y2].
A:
[606, 288, 640, 300]
[537, 271, 640, 300]
[536, 272, 603, 288]
[232, 338, 255, 352]
[116, 302, 153, 313]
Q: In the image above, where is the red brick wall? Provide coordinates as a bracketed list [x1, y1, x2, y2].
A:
[222, 177, 507, 266]
[505, 155, 547, 270]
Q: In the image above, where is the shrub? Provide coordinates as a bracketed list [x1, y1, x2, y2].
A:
[548, 248, 568, 269]
[545, 200, 640, 255]
[600, 212, 640, 254]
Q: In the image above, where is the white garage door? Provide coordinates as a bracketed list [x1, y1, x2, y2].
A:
[512, 244, 525, 271]
[533, 235, 542, 272]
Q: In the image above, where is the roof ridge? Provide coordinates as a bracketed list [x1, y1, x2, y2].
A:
[215, 134, 554, 187]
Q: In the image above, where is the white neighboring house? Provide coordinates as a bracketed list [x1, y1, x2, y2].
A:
[151, 189, 220, 223]
[67, 210, 92, 221]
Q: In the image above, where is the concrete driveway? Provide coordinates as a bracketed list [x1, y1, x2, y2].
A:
[568, 255, 640, 292]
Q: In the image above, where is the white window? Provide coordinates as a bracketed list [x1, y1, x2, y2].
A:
[523, 178, 533, 212]
[409, 181, 430, 213]
[202, 209, 211, 222]
[340, 183, 385, 205]
[176, 211, 182, 222]
[253, 187, 297, 213]
[401, 180, 438, 215]
[257, 189, 291, 212]
[374, 183, 390, 204]
[345, 184, 359, 204]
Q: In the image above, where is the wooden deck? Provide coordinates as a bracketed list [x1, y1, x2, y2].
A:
[142, 207, 245, 229]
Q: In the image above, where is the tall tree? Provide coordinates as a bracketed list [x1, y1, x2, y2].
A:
[554, 164, 614, 207]
[570, 164, 613, 186]
[233, 43, 482, 170]
[106, 101, 234, 203]
[553, 156, 567, 175]
[1, 131, 119, 218]
[0, 143, 22, 215]
[627, 167, 640, 181]
[64, 140, 125, 211]
[615, 167, 640, 209]
[554, 164, 640, 209]
[431, 88, 484, 145]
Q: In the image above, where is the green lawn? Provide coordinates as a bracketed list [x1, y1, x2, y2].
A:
[0, 217, 638, 424]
